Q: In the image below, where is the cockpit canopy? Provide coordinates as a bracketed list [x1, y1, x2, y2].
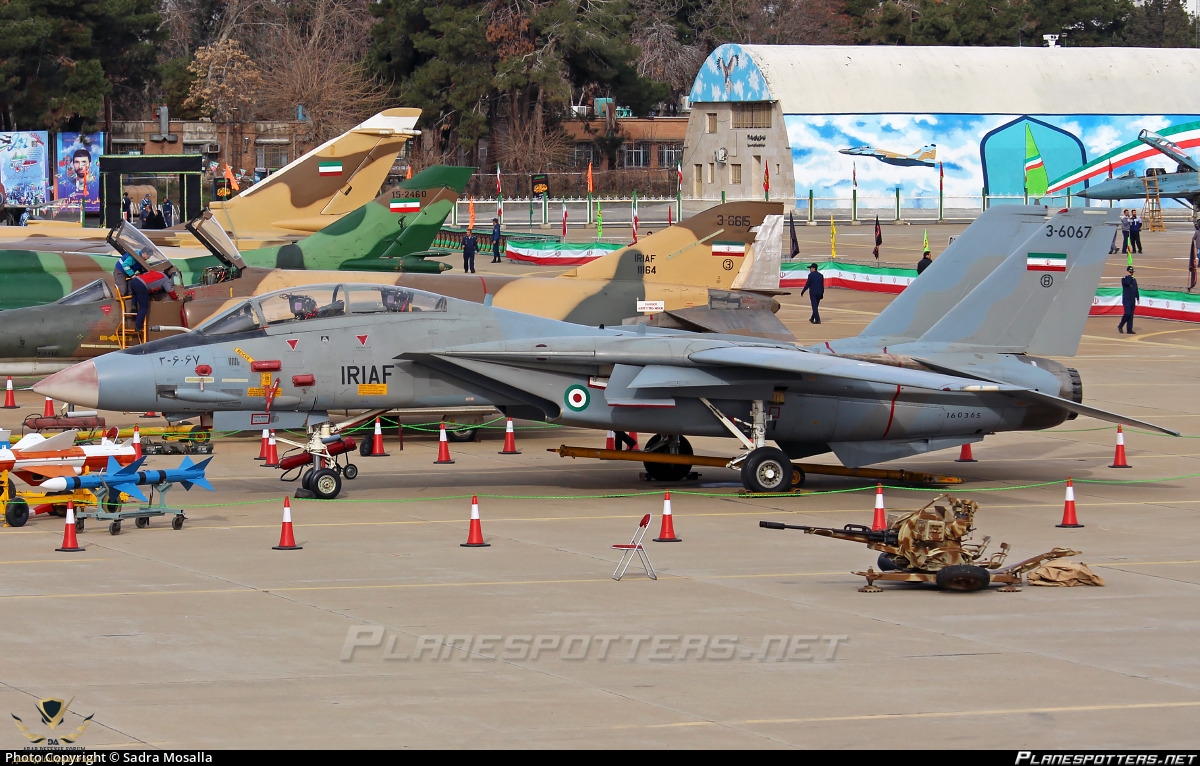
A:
[106, 221, 180, 279]
[55, 279, 114, 305]
[194, 284, 449, 336]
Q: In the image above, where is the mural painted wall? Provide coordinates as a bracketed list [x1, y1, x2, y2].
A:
[55, 132, 103, 212]
[785, 113, 1200, 208]
[0, 132, 50, 207]
[688, 43, 771, 104]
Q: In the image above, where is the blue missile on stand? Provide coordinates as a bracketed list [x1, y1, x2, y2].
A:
[39, 455, 214, 501]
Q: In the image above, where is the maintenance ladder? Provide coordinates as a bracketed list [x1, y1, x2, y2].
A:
[115, 291, 147, 349]
[1142, 176, 1167, 232]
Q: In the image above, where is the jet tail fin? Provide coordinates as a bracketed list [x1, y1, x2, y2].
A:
[854, 206, 1052, 345]
[567, 201, 784, 288]
[916, 209, 1117, 353]
[208, 108, 421, 237]
[914, 145, 937, 162]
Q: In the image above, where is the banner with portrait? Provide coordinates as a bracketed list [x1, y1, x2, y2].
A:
[56, 132, 103, 212]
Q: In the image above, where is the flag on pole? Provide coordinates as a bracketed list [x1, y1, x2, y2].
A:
[764, 164, 770, 200]
[468, 198, 476, 230]
[1127, 250, 1135, 268]
[631, 190, 638, 244]
[406, 165, 413, 180]
[223, 164, 240, 192]
[496, 163, 504, 221]
[830, 215, 837, 259]
[923, 229, 929, 252]
[586, 161, 593, 194]
[596, 200, 603, 239]
[667, 205, 673, 226]
[872, 215, 882, 261]
[852, 162, 857, 188]
[788, 212, 799, 259]
[1024, 124, 1049, 198]
[676, 160, 683, 188]
[938, 162, 944, 192]
[1107, 159, 1114, 179]
[562, 200, 568, 237]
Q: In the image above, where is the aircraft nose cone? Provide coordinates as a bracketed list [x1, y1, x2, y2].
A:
[34, 360, 99, 408]
[1075, 189, 1094, 198]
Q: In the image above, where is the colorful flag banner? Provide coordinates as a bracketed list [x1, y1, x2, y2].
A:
[923, 229, 929, 252]
[631, 190, 639, 244]
[596, 200, 603, 239]
[1026, 252, 1067, 272]
[224, 164, 240, 192]
[390, 199, 420, 214]
[830, 215, 837, 259]
[468, 198, 476, 229]
[586, 161, 593, 194]
[317, 161, 342, 177]
[712, 241, 746, 257]
[562, 200, 568, 237]
[763, 164, 770, 200]
[852, 162, 857, 188]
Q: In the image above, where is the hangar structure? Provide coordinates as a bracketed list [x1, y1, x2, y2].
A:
[683, 45, 1200, 209]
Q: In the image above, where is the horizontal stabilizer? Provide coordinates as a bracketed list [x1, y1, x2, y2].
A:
[1016, 389, 1180, 436]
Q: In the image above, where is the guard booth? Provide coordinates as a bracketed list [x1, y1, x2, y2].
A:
[99, 154, 205, 228]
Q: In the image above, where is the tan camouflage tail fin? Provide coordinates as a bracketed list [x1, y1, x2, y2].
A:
[208, 108, 421, 238]
[914, 145, 937, 162]
[566, 201, 784, 289]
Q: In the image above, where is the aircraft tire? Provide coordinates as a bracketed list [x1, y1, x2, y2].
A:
[5, 498, 29, 528]
[935, 564, 991, 592]
[741, 447, 794, 493]
[301, 468, 315, 490]
[310, 468, 342, 500]
[343, 463, 359, 480]
[444, 424, 475, 443]
[642, 435, 694, 482]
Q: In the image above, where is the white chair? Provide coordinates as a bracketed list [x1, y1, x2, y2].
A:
[612, 513, 657, 580]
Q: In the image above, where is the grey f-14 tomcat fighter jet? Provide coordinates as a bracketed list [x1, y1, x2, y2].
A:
[35, 207, 1176, 496]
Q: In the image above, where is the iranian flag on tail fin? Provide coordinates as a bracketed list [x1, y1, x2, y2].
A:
[318, 161, 343, 177]
[712, 241, 745, 257]
[1024, 124, 1049, 198]
[1027, 252, 1067, 272]
[389, 199, 420, 213]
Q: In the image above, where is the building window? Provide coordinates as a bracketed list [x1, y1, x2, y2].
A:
[572, 142, 596, 168]
[256, 146, 289, 170]
[706, 113, 717, 133]
[658, 144, 683, 169]
[731, 102, 772, 129]
[619, 142, 650, 168]
[707, 163, 714, 184]
[730, 164, 742, 185]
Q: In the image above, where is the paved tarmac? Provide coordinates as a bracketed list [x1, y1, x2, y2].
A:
[1, 217, 1199, 749]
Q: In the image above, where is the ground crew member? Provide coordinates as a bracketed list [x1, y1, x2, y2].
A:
[917, 250, 933, 275]
[462, 232, 478, 273]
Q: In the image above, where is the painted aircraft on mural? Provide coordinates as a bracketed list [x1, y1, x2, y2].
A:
[839, 144, 937, 168]
[1075, 129, 1200, 209]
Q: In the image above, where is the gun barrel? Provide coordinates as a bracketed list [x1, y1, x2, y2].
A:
[759, 520, 897, 546]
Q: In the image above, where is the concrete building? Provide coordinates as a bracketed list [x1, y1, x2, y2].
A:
[683, 45, 1200, 209]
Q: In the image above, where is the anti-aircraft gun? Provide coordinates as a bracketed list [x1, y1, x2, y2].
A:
[760, 495, 1079, 592]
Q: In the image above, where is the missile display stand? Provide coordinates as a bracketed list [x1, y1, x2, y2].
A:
[1, 470, 102, 528]
[73, 483, 186, 536]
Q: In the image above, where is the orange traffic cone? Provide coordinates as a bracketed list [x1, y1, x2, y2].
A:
[653, 491, 682, 542]
[141, 411, 158, 419]
[273, 497, 302, 550]
[1110, 426, 1131, 468]
[499, 418, 520, 454]
[368, 417, 389, 457]
[1057, 478, 1083, 528]
[461, 495, 489, 547]
[255, 428, 270, 460]
[131, 425, 142, 460]
[434, 422, 455, 464]
[605, 431, 616, 450]
[956, 443, 977, 462]
[871, 483, 887, 531]
[262, 430, 279, 468]
[42, 397, 55, 417]
[56, 502, 85, 553]
[1, 377, 16, 409]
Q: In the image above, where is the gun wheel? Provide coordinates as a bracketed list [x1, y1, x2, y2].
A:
[935, 564, 991, 592]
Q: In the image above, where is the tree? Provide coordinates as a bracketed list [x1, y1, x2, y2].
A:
[1115, 0, 1196, 47]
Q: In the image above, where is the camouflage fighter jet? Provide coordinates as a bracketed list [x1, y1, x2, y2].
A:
[839, 144, 937, 168]
[36, 208, 1176, 497]
[0, 201, 788, 374]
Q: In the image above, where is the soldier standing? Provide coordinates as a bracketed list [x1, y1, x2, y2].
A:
[491, 217, 502, 263]
[462, 232, 478, 273]
[1118, 266, 1139, 334]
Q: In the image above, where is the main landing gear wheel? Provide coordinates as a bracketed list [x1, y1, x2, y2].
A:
[301, 468, 315, 490]
[935, 564, 991, 592]
[642, 434, 694, 482]
[309, 468, 342, 500]
[5, 498, 29, 528]
[740, 447, 795, 493]
[444, 424, 475, 442]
